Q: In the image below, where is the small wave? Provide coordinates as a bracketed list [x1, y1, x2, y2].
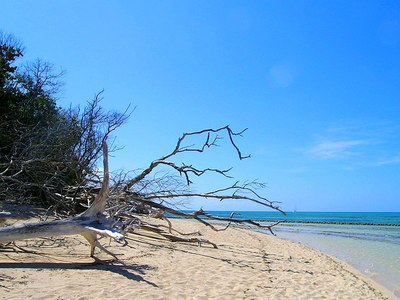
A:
[258, 219, 400, 226]
[272, 224, 400, 245]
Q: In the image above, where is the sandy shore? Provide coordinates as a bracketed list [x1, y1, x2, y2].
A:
[0, 217, 395, 299]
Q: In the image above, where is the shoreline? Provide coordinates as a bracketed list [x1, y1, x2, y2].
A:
[0, 217, 395, 299]
[270, 222, 400, 297]
[274, 235, 396, 300]
[323, 253, 396, 300]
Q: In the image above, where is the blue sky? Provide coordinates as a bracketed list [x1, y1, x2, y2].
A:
[1, 1, 399, 212]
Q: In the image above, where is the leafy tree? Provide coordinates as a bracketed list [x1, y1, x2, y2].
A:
[0, 33, 24, 153]
[0, 33, 128, 213]
[0, 34, 60, 158]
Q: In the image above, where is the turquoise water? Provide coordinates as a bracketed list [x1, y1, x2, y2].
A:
[182, 211, 400, 297]
[202, 211, 400, 225]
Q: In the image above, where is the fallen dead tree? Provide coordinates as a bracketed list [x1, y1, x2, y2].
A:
[108, 126, 283, 239]
[0, 126, 284, 258]
[0, 141, 126, 258]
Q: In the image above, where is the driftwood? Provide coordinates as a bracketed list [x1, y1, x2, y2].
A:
[137, 222, 218, 249]
[110, 126, 283, 237]
[0, 142, 125, 258]
[0, 126, 284, 258]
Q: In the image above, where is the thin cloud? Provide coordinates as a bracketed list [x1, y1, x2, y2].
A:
[373, 155, 400, 167]
[268, 63, 295, 88]
[307, 140, 370, 159]
[306, 120, 399, 164]
[284, 167, 307, 174]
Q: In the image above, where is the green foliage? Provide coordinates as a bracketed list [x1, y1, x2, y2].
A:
[0, 34, 59, 157]
[0, 33, 128, 213]
[0, 34, 85, 209]
[0, 34, 23, 89]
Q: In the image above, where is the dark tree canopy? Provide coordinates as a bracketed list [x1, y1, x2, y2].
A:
[0, 34, 129, 213]
[0, 33, 23, 90]
[0, 34, 59, 157]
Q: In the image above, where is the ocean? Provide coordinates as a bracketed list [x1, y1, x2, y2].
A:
[186, 211, 400, 297]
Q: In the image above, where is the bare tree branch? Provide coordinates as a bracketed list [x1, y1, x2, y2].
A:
[123, 125, 249, 191]
[1, 125, 284, 257]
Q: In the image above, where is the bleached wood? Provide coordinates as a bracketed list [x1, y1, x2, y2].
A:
[0, 141, 124, 258]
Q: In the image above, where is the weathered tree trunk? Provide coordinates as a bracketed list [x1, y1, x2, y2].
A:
[0, 126, 283, 257]
[0, 141, 124, 257]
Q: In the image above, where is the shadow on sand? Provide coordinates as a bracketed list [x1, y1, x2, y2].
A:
[0, 260, 159, 287]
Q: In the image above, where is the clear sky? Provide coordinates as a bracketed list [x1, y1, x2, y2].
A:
[1, 1, 399, 212]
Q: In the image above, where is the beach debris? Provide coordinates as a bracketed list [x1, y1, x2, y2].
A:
[0, 141, 125, 258]
[0, 126, 283, 258]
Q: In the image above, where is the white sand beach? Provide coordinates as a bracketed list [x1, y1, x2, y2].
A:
[0, 218, 395, 299]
